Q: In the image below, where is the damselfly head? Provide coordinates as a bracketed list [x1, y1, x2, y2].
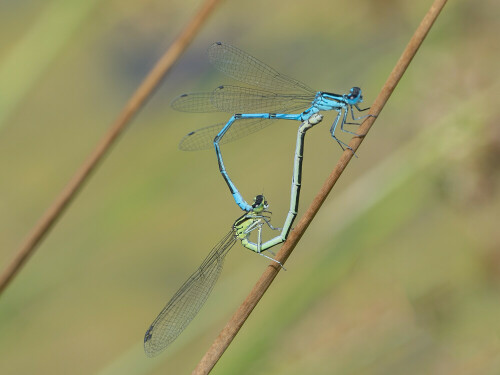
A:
[252, 194, 269, 212]
[346, 87, 363, 105]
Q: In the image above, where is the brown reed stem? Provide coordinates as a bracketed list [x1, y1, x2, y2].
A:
[192, 0, 448, 373]
[0, 0, 224, 296]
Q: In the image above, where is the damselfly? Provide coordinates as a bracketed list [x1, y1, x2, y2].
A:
[144, 115, 321, 356]
[173, 42, 371, 212]
[144, 195, 280, 357]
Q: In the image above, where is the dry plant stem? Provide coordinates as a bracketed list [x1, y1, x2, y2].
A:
[0, 0, 223, 296]
[192, 0, 448, 373]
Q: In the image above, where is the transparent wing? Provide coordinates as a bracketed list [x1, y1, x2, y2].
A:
[213, 85, 314, 113]
[207, 42, 316, 94]
[179, 118, 277, 151]
[144, 230, 237, 357]
[171, 85, 315, 114]
[171, 92, 219, 113]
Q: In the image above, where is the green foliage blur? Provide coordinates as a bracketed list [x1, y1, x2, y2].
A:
[1, 0, 499, 374]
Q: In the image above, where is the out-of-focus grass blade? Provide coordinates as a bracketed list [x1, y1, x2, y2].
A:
[0, 0, 100, 130]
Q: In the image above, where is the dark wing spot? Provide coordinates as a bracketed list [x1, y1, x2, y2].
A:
[144, 326, 153, 343]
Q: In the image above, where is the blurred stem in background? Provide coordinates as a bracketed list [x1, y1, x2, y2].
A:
[0, 0, 223, 296]
[0, 0, 101, 130]
[192, 1, 449, 371]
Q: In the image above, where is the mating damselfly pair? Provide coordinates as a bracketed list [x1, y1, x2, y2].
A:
[144, 42, 370, 356]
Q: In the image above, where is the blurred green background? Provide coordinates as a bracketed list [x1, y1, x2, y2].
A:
[1, 0, 499, 374]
